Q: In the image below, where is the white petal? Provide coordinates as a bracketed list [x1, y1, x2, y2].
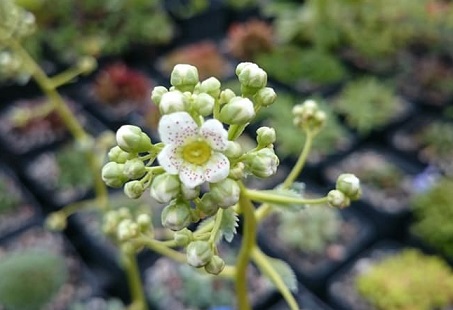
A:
[157, 145, 183, 174]
[158, 112, 198, 146]
[200, 119, 228, 151]
[204, 152, 230, 183]
[179, 163, 205, 188]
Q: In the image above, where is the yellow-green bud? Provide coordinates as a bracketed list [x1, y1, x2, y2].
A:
[229, 162, 245, 180]
[204, 255, 225, 275]
[193, 93, 215, 116]
[117, 219, 139, 241]
[170, 64, 199, 92]
[161, 199, 192, 231]
[219, 88, 236, 105]
[150, 173, 181, 203]
[77, 56, 97, 75]
[151, 86, 168, 105]
[186, 241, 213, 268]
[219, 96, 255, 125]
[327, 189, 350, 208]
[102, 162, 128, 188]
[174, 228, 193, 246]
[123, 158, 146, 179]
[45, 212, 67, 231]
[108, 146, 134, 163]
[245, 148, 279, 178]
[254, 87, 276, 107]
[336, 173, 361, 200]
[236, 62, 267, 90]
[209, 178, 240, 208]
[181, 184, 200, 200]
[198, 193, 219, 217]
[136, 213, 152, 232]
[256, 126, 276, 147]
[224, 141, 243, 159]
[116, 125, 152, 153]
[159, 90, 186, 115]
[198, 77, 221, 98]
[124, 180, 145, 199]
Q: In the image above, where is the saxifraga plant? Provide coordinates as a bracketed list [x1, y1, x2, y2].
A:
[0, 249, 68, 310]
[411, 178, 453, 259]
[356, 249, 453, 310]
[56, 143, 94, 191]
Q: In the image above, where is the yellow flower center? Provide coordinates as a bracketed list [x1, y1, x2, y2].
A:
[182, 139, 212, 165]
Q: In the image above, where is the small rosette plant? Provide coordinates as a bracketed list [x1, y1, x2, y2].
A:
[101, 62, 361, 310]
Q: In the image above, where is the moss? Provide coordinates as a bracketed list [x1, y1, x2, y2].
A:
[356, 249, 453, 310]
[0, 249, 68, 310]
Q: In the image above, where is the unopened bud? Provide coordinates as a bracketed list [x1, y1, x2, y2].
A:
[236, 62, 267, 91]
[151, 86, 168, 105]
[219, 96, 255, 125]
[336, 173, 361, 200]
[193, 93, 215, 116]
[197, 193, 220, 217]
[254, 87, 276, 107]
[159, 90, 186, 115]
[116, 125, 152, 153]
[170, 64, 199, 92]
[45, 212, 67, 231]
[245, 148, 279, 178]
[209, 178, 240, 208]
[174, 228, 193, 246]
[108, 146, 134, 163]
[136, 214, 152, 232]
[219, 88, 236, 105]
[205, 255, 225, 275]
[186, 241, 213, 268]
[150, 173, 181, 203]
[327, 189, 350, 208]
[102, 162, 128, 188]
[123, 158, 146, 179]
[124, 180, 145, 199]
[77, 56, 97, 75]
[161, 199, 192, 231]
[256, 126, 276, 147]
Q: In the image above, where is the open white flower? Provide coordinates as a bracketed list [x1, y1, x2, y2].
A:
[157, 112, 230, 188]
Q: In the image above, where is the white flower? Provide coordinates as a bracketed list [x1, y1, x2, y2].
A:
[157, 112, 230, 188]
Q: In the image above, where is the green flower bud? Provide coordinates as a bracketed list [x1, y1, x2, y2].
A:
[124, 180, 145, 199]
[186, 241, 213, 268]
[198, 77, 221, 98]
[123, 158, 146, 179]
[236, 62, 267, 89]
[245, 148, 279, 178]
[45, 212, 67, 231]
[292, 99, 326, 131]
[327, 189, 350, 208]
[256, 126, 276, 147]
[229, 162, 245, 180]
[117, 219, 139, 241]
[77, 56, 97, 75]
[209, 178, 240, 208]
[102, 162, 128, 188]
[161, 199, 192, 231]
[254, 87, 277, 107]
[219, 88, 236, 105]
[197, 193, 220, 217]
[193, 93, 215, 116]
[336, 173, 361, 200]
[136, 213, 152, 232]
[108, 146, 134, 163]
[181, 184, 200, 200]
[150, 173, 181, 203]
[151, 86, 168, 106]
[118, 207, 132, 220]
[103, 210, 120, 235]
[204, 255, 225, 275]
[116, 125, 152, 153]
[174, 228, 193, 246]
[224, 141, 243, 159]
[159, 90, 186, 115]
[170, 64, 199, 92]
[219, 96, 255, 125]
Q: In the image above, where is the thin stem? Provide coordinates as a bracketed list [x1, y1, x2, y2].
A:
[283, 130, 314, 188]
[137, 237, 187, 264]
[251, 247, 299, 310]
[208, 208, 224, 244]
[122, 250, 148, 310]
[49, 65, 89, 89]
[235, 182, 257, 310]
[245, 188, 329, 207]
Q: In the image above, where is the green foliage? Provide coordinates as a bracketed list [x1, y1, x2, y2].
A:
[257, 45, 347, 86]
[69, 298, 126, 310]
[334, 77, 403, 135]
[419, 120, 453, 161]
[356, 249, 453, 310]
[0, 249, 68, 310]
[256, 93, 350, 161]
[0, 175, 21, 214]
[56, 143, 93, 190]
[411, 178, 453, 259]
[264, 255, 298, 292]
[277, 205, 341, 254]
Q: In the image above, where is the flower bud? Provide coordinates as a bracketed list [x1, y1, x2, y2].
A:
[219, 96, 255, 125]
[219, 88, 236, 105]
[254, 87, 276, 107]
[336, 173, 361, 200]
[108, 146, 134, 163]
[124, 180, 145, 199]
[245, 148, 279, 178]
[103, 210, 120, 235]
[204, 255, 225, 275]
[236, 62, 267, 90]
[151, 86, 168, 106]
[170, 64, 199, 92]
[174, 228, 193, 246]
[116, 125, 152, 153]
[123, 158, 146, 180]
[77, 56, 97, 75]
[117, 219, 139, 241]
[102, 162, 128, 188]
[161, 199, 192, 231]
[256, 126, 276, 147]
[186, 241, 213, 268]
[193, 93, 215, 116]
[198, 77, 221, 98]
[136, 213, 152, 232]
[209, 178, 240, 208]
[181, 184, 200, 200]
[327, 189, 350, 208]
[229, 162, 245, 180]
[224, 141, 243, 159]
[159, 90, 186, 115]
[292, 99, 326, 131]
[198, 193, 219, 217]
[45, 212, 67, 231]
[150, 173, 181, 203]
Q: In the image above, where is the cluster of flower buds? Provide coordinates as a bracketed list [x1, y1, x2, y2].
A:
[186, 240, 225, 275]
[103, 207, 151, 242]
[327, 173, 362, 208]
[292, 99, 327, 133]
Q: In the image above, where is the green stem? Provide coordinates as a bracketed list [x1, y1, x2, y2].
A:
[245, 188, 328, 206]
[49, 65, 89, 89]
[122, 250, 148, 310]
[283, 130, 314, 188]
[251, 247, 299, 310]
[208, 208, 224, 244]
[235, 182, 257, 310]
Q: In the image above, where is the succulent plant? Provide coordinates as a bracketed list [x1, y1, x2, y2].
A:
[356, 249, 453, 310]
[0, 174, 22, 214]
[55, 143, 93, 190]
[160, 41, 231, 80]
[0, 249, 68, 310]
[226, 19, 274, 61]
[411, 178, 453, 259]
[93, 63, 151, 106]
[334, 77, 406, 135]
[277, 205, 341, 254]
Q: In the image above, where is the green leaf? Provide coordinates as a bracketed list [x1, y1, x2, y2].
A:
[218, 208, 239, 243]
[268, 182, 307, 212]
[265, 256, 298, 293]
